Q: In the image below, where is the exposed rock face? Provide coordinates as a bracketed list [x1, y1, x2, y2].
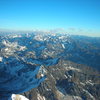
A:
[23, 60, 100, 100]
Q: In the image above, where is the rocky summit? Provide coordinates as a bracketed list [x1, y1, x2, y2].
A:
[0, 32, 100, 100]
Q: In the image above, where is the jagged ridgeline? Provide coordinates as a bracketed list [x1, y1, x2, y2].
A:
[0, 32, 100, 100]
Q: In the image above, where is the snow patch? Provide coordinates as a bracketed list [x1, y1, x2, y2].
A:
[80, 82, 85, 86]
[34, 35, 45, 41]
[62, 44, 65, 49]
[86, 80, 94, 86]
[11, 35, 22, 38]
[83, 89, 95, 100]
[64, 75, 68, 79]
[19, 46, 27, 51]
[66, 66, 81, 72]
[37, 94, 46, 100]
[0, 57, 3, 62]
[73, 96, 82, 100]
[12, 94, 29, 100]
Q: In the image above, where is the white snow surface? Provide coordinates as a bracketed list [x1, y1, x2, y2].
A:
[62, 44, 65, 49]
[12, 94, 29, 100]
[66, 66, 81, 72]
[0, 57, 3, 62]
[86, 80, 94, 86]
[34, 34, 47, 41]
[37, 94, 46, 100]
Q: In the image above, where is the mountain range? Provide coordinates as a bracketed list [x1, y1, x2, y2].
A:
[0, 32, 100, 100]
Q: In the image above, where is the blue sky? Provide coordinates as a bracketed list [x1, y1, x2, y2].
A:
[0, 0, 100, 36]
